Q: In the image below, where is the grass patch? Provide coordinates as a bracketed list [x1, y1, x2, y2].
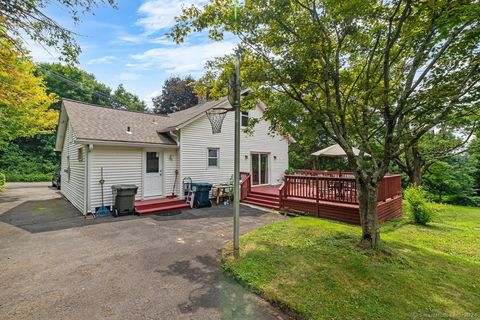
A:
[223, 204, 480, 319]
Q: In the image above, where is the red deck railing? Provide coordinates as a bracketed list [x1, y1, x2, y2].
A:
[281, 172, 401, 205]
[293, 169, 354, 178]
[240, 172, 251, 201]
[283, 174, 359, 204]
[242, 170, 401, 219]
[377, 174, 402, 202]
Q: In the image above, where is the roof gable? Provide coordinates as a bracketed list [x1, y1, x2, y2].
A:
[55, 98, 230, 146]
[55, 92, 293, 147]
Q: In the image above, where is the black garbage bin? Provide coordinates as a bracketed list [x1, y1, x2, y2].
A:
[191, 183, 212, 208]
[111, 184, 138, 217]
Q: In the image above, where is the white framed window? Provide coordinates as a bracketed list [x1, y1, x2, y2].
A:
[208, 148, 219, 167]
[241, 111, 249, 127]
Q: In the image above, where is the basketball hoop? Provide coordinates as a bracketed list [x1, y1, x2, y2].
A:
[206, 107, 231, 134]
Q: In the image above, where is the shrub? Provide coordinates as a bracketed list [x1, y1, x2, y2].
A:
[0, 172, 5, 192]
[444, 194, 479, 207]
[405, 186, 435, 225]
[5, 172, 51, 182]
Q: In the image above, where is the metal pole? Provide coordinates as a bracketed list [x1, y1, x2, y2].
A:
[233, 49, 241, 255]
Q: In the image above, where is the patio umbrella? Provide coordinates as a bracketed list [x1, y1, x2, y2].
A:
[311, 144, 370, 178]
[311, 144, 370, 157]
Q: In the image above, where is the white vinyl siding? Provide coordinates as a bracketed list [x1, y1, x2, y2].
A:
[241, 107, 289, 184]
[88, 146, 143, 213]
[163, 149, 181, 197]
[60, 122, 85, 213]
[180, 104, 289, 185]
[87, 146, 180, 212]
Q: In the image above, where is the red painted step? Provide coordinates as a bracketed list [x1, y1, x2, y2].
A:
[135, 198, 190, 216]
[245, 195, 279, 204]
[136, 203, 190, 215]
[135, 198, 184, 206]
[242, 198, 280, 210]
[243, 194, 280, 205]
[248, 192, 280, 202]
[135, 199, 187, 211]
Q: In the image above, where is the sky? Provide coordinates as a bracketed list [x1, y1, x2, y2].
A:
[28, 0, 238, 108]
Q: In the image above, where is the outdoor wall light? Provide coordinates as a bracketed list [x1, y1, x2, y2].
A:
[245, 155, 248, 159]
[274, 156, 277, 160]
[169, 154, 175, 161]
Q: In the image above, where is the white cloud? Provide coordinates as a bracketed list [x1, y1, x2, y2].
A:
[117, 34, 176, 46]
[143, 90, 161, 110]
[118, 72, 141, 81]
[26, 40, 61, 63]
[129, 40, 237, 74]
[136, 0, 207, 34]
[87, 55, 117, 65]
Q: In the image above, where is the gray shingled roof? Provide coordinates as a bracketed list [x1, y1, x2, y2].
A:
[62, 97, 230, 145]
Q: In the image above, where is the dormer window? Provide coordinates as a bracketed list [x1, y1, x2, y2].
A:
[241, 111, 249, 127]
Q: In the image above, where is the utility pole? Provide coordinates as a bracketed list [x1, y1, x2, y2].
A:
[232, 47, 242, 255]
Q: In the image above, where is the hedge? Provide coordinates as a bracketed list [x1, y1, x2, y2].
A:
[5, 172, 51, 182]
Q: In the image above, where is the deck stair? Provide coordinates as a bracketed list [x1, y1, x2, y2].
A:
[242, 190, 280, 210]
[135, 198, 190, 216]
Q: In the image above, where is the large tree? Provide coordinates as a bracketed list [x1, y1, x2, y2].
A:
[0, 0, 116, 63]
[0, 39, 57, 143]
[173, 0, 480, 247]
[37, 63, 112, 108]
[395, 123, 477, 186]
[152, 75, 198, 115]
[111, 84, 147, 112]
[1, 63, 146, 181]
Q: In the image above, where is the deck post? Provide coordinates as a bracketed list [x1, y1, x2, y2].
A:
[315, 177, 320, 217]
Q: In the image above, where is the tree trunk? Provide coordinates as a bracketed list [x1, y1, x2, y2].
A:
[357, 178, 381, 248]
[412, 143, 422, 186]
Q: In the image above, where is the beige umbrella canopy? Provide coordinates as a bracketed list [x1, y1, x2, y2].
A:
[311, 144, 370, 157]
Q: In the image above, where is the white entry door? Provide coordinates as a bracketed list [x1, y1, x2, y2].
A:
[144, 151, 163, 197]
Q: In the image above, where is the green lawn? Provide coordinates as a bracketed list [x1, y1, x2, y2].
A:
[223, 204, 480, 320]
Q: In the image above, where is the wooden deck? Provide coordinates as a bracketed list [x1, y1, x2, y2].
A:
[251, 185, 282, 195]
[241, 171, 402, 225]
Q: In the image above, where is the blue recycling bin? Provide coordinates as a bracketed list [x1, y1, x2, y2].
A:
[191, 183, 212, 208]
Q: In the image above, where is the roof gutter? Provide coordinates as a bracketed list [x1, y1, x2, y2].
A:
[75, 139, 179, 149]
[168, 129, 180, 144]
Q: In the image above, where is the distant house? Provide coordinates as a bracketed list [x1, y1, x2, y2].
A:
[54, 96, 291, 214]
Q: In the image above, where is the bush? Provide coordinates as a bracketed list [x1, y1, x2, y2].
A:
[443, 194, 480, 207]
[0, 172, 5, 192]
[405, 186, 435, 225]
[5, 172, 51, 182]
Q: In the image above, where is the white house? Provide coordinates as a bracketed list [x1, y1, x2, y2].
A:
[54, 96, 291, 214]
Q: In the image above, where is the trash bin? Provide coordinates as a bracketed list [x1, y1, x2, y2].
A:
[191, 183, 212, 208]
[111, 184, 138, 217]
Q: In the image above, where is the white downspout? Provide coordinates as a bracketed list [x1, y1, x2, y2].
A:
[170, 129, 182, 198]
[84, 144, 93, 214]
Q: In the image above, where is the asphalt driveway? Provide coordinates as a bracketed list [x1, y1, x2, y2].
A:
[0, 182, 288, 320]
